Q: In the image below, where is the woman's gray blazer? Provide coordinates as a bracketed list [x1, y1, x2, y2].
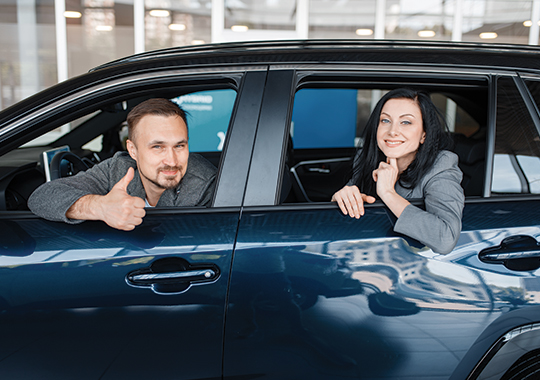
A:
[349, 150, 464, 254]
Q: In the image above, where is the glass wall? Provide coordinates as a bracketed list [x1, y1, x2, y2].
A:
[2, 0, 540, 110]
[64, 0, 134, 77]
[0, 0, 56, 109]
[144, 0, 211, 51]
[461, 0, 533, 44]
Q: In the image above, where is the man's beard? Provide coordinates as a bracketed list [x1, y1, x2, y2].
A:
[141, 165, 183, 190]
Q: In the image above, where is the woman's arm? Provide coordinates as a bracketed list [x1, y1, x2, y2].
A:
[393, 153, 464, 254]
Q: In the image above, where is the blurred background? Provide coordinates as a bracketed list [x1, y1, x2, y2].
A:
[1, 0, 540, 110]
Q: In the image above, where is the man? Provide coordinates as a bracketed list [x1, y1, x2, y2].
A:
[28, 98, 217, 231]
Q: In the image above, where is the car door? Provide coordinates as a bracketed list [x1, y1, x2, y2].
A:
[223, 68, 540, 379]
[0, 69, 267, 379]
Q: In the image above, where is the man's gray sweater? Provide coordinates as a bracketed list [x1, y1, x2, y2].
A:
[28, 151, 217, 224]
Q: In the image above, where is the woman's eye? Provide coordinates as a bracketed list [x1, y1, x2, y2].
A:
[401, 120, 412, 125]
[380, 118, 390, 124]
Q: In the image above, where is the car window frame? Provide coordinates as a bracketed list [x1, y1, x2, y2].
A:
[243, 66, 494, 207]
[0, 66, 269, 213]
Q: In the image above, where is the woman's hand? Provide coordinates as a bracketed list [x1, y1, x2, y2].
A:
[372, 157, 399, 200]
[372, 157, 410, 218]
[331, 185, 376, 219]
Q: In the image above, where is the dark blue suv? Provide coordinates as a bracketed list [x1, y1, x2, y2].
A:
[0, 40, 539, 379]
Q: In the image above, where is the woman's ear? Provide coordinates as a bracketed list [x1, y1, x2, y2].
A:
[420, 132, 426, 144]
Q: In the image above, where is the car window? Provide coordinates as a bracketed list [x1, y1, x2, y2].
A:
[24, 89, 236, 154]
[172, 89, 236, 152]
[286, 85, 485, 203]
[291, 88, 481, 150]
[492, 77, 540, 194]
[0, 87, 238, 211]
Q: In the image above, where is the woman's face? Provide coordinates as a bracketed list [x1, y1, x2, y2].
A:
[376, 97, 426, 171]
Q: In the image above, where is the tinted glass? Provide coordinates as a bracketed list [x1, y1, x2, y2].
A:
[493, 77, 540, 194]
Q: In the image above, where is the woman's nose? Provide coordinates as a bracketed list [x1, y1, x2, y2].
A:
[388, 123, 399, 136]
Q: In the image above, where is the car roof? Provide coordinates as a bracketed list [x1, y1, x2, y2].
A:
[91, 39, 540, 73]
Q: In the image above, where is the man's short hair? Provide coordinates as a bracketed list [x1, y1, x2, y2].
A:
[127, 98, 188, 141]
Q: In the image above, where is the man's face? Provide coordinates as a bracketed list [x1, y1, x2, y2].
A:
[126, 114, 189, 194]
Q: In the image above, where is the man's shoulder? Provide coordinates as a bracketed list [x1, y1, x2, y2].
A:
[107, 151, 137, 167]
[187, 153, 217, 180]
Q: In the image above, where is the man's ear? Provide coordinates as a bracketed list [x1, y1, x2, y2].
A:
[126, 139, 137, 161]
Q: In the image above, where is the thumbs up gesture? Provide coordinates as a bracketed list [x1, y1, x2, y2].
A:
[99, 167, 146, 230]
[66, 167, 146, 230]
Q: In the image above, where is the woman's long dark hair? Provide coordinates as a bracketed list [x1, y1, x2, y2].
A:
[352, 88, 453, 196]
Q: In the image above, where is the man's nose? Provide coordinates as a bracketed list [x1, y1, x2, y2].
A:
[163, 148, 178, 166]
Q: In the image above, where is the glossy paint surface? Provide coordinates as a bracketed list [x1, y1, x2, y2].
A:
[223, 200, 540, 379]
[0, 211, 239, 379]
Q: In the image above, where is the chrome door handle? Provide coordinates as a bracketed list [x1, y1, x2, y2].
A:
[308, 167, 330, 173]
[126, 257, 220, 294]
[129, 269, 217, 283]
[479, 235, 540, 271]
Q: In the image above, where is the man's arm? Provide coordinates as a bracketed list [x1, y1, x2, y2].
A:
[66, 167, 146, 231]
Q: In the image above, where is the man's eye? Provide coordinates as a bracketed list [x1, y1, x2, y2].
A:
[152, 145, 162, 149]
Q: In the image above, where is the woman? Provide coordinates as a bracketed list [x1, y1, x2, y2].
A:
[332, 88, 464, 254]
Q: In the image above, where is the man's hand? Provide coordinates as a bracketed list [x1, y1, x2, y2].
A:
[331, 185, 376, 219]
[66, 167, 146, 231]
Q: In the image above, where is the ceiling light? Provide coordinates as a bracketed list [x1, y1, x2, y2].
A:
[231, 25, 248, 32]
[169, 23, 186, 31]
[149, 9, 170, 17]
[191, 40, 205, 45]
[355, 29, 373, 36]
[523, 20, 540, 27]
[64, 11, 82, 18]
[96, 25, 113, 31]
[418, 30, 436, 38]
[479, 32, 497, 39]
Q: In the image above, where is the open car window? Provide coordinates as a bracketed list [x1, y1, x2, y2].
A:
[0, 88, 237, 211]
[284, 83, 487, 204]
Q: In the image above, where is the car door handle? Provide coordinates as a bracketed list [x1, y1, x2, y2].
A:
[308, 167, 330, 173]
[129, 269, 217, 283]
[479, 235, 540, 271]
[126, 257, 220, 294]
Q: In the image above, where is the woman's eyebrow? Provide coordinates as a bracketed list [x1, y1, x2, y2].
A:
[399, 113, 416, 118]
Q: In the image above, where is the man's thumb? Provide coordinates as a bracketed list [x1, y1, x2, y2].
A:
[114, 167, 134, 192]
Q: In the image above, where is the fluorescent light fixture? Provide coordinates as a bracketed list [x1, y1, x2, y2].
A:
[149, 9, 170, 17]
[418, 30, 436, 38]
[96, 25, 113, 31]
[479, 32, 497, 39]
[355, 28, 373, 36]
[64, 11, 82, 18]
[191, 40, 205, 45]
[169, 23, 186, 31]
[231, 25, 249, 32]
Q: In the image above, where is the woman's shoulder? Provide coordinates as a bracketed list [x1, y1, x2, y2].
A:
[423, 150, 462, 185]
[433, 150, 459, 168]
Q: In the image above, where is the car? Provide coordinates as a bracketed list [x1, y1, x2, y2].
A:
[0, 39, 539, 379]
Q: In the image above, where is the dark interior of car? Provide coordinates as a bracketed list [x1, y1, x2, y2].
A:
[0, 83, 489, 212]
